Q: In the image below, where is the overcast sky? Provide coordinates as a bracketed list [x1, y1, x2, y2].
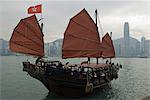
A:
[0, 0, 150, 42]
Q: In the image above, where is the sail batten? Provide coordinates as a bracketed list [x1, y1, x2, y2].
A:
[14, 29, 43, 47]
[21, 20, 43, 41]
[9, 15, 44, 57]
[11, 41, 42, 55]
[67, 32, 100, 44]
[72, 20, 96, 33]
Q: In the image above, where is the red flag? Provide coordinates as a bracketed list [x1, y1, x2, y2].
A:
[28, 4, 42, 14]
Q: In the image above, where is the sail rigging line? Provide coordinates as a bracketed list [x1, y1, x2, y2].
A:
[11, 15, 44, 48]
[70, 16, 100, 60]
[38, 18, 44, 22]
[71, 20, 97, 34]
[102, 42, 113, 49]
[71, 8, 97, 29]
[11, 41, 42, 56]
[68, 30, 91, 58]
[21, 15, 44, 36]
[11, 40, 41, 54]
[14, 29, 43, 47]
[21, 19, 43, 41]
[67, 32, 100, 44]
[21, 21, 42, 41]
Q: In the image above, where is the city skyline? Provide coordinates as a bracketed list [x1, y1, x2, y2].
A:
[124, 22, 130, 57]
[1, 20, 150, 57]
[0, 0, 150, 42]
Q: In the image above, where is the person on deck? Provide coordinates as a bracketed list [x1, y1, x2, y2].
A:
[81, 61, 88, 65]
[35, 57, 42, 65]
[57, 62, 63, 69]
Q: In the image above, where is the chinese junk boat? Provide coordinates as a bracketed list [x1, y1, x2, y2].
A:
[9, 9, 122, 97]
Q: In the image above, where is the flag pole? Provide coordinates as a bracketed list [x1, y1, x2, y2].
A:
[40, 9, 43, 23]
[40, 4, 43, 31]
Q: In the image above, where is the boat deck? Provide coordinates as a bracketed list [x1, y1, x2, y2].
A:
[81, 63, 111, 68]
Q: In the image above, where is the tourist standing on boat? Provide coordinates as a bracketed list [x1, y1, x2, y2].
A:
[35, 57, 42, 65]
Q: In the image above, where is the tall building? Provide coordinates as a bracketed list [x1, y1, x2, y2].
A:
[141, 36, 145, 55]
[124, 22, 130, 57]
[140, 36, 150, 57]
[136, 41, 140, 56]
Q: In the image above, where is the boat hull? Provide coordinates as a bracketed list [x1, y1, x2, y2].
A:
[22, 61, 119, 97]
[47, 77, 86, 97]
[23, 62, 87, 97]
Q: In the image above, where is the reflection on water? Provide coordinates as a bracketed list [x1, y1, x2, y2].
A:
[43, 85, 112, 100]
[0, 56, 150, 100]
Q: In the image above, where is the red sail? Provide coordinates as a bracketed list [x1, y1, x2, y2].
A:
[9, 15, 44, 57]
[101, 33, 115, 58]
[62, 9, 101, 58]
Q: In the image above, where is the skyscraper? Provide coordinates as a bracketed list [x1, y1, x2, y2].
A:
[124, 22, 130, 57]
[140, 36, 146, 56]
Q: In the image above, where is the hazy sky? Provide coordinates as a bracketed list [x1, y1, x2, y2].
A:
[0, 0, 150, 42]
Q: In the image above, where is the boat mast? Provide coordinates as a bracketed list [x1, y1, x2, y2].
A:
[110, 32, 112, 38]
[88, 9, 92, 63]
[110, 32, 112, 63]
[40, 17, 44, 58]
[41, 23, 43, 32]
[95, 9, 99, 64]
[88, 57, 90, 64]
[88, 9, 98, 64]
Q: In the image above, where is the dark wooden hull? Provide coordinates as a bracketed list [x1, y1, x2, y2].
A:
[23, 62, 87, 97]
[22, 61, 120, 97]
[47, 77, 86, 97]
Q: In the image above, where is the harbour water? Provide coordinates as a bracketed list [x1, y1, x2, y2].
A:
[0, 56, 150, 100]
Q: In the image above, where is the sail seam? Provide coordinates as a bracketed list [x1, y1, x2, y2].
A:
[14, 29, 43, 47]
[67, 32, 100, 44]
[102, 40, 112, 47]
[72, 20, 96, 34]
[11, 41, 42, 55]
[22, 20, 42, 41]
